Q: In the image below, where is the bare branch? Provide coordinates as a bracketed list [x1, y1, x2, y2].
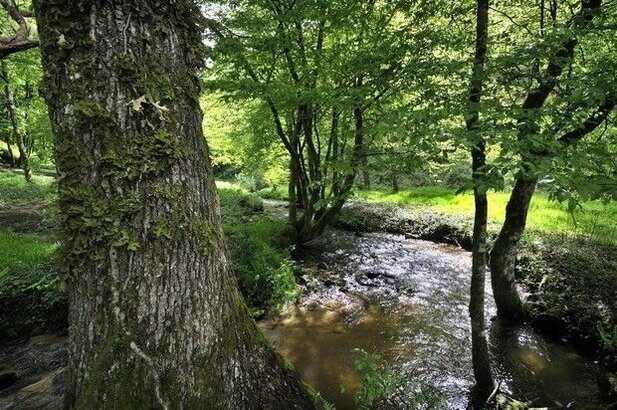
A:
[0, 0, 39, 59]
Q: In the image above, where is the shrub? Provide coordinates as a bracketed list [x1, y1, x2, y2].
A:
[0, 231, 65, 339]
[219, 186, 299, 315]
[348, 348, 443, 410]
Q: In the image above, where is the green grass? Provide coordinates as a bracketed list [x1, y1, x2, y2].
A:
[0, 230, 57, 278]
[0, 169, 57, 207]
[355, 186, 617, 243]
[0, 230, 64, 339]
[259, 183, 289, 200]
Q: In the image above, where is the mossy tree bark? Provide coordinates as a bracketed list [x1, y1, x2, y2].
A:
[466, 0, 494, 403]
[35, 1, 316, 408]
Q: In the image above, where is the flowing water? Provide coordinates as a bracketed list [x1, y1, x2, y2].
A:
[260, 228, 603, 409]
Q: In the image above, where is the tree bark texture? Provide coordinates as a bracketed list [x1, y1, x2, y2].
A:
[489, 176, 536, 321]
[35, 1, 316, 408]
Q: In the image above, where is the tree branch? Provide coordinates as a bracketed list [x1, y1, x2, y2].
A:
[558, 93, 616, 146]
[520, 0, 603, 114]
[0, 0, 38, 59]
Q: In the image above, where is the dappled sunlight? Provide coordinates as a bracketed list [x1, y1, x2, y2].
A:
[356, 186, 617, 244]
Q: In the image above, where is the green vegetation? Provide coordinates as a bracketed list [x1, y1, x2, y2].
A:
[347, 348, 401, 409]
[348, 348, 443, 410]
[1, 0, 616, 407]
[0, 230, 56, 273]
[519, 235, 617, 362]
[0, 174, 299, 340]
[0, 230, 63, 339]
[0, 169, 57, 207]
[356, 187, 617, 244]
[218, 183, 299, 316]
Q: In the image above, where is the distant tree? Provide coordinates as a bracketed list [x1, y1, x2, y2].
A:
[1, 59, 34, 180]
[0, 1, 40, 178]
[205, 0, 444, 244]
[35, 0, 316, 407]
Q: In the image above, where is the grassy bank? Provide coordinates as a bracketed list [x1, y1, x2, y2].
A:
[356, 187, 617, 245]
[0, 231, 63, 339]
[0, 169, 57, 207]
[254, 181, 617, 243]
[0, 170, 62, 339]
[217, 182, 299, 316]
[336, 201, 617, 373]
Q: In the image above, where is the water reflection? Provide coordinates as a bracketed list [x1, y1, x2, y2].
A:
[260, 229, 603, 409]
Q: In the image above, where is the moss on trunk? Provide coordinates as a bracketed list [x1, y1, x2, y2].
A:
[35, 1, 317, 408]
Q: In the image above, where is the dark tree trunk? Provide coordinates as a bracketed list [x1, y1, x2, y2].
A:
[467, 0, 494, 403]
[489, 176, 536, 321]
[2, 61, 32, 182]
[3, 136, 15, 167]
[35, 1, 316, 408]
[488, 0, 604, 323]
[391, 174, 399, 193]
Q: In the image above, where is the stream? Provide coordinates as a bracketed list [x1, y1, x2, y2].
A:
[0, 203, 606, 409]
[260, 226, 603, 409]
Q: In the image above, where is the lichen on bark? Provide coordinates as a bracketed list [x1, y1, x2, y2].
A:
[35, 1, 318, 408]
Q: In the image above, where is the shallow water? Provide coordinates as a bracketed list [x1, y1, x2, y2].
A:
[260, 229, 603, 409]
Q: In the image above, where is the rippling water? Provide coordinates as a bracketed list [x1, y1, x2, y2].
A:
[260, 229, 602, 409]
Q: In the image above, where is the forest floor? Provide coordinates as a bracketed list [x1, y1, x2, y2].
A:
[1, 170, 616, 405]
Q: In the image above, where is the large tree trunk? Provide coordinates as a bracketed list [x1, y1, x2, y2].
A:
[467, 0, 494, 403]
[1, 61, 32, 182]
[489, 176, 537, 321]
[35, 2, 316, 408]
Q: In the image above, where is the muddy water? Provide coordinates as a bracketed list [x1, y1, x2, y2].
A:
[260, 229, 602, 409]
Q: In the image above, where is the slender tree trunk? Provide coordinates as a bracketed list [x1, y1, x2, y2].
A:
[35, 2, 316, 408]
[361, 156, 370, 190]
[391, 173, 399, 193]
[289, 158, 298, 227]
[1, 61, 32, 182]
[3, 135, 15, 167]
[470, 156, 494, 404]
[487, 0, 603, 323]
[489, 176, 536, 321]
[467, 0, 494, 403]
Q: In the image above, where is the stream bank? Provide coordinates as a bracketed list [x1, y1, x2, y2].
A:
[1, 198, 615, 408]
[260, 220, 607, 409]
[335, 201, 617, 380]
